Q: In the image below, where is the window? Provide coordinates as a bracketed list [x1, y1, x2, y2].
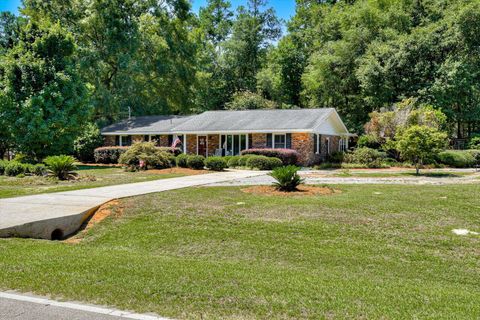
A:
[273, 134, 286, 149]
[221, 134, 248, 155]
[339, 138, 347, 152]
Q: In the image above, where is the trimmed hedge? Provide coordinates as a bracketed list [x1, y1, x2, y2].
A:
[437, 150, 476, 168]
[176, 153, 189, 168]
[205, 156, 227, 171]
[5, 161, 26, 176]
[187, 155, 205, 170]
[241, 148, 299, 165]
[343, 147, 387, 168]
[238, 155, 254, 167]
[94, 147, 128, 164]
[227, 156, 241, 168]
[246, 155, 283, 170]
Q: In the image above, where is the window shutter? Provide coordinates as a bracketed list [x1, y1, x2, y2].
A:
[115, 136, 120, 146]
[248, 134, 253, 149]
[313, 134, 317, 153]
[319, 135, 322, 154]
[266, 134, 272, 148]
[286, 133, 292, 149]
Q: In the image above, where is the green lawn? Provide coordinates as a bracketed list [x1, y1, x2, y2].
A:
[1, 184, 479, 319]
[332, 170, 473, 178]
[0, 165, 189, 198]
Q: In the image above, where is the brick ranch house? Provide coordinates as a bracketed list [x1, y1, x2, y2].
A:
[101, 108, 352, 166]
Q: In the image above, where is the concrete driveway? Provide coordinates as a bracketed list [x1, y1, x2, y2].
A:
[0, 170, 266, 240]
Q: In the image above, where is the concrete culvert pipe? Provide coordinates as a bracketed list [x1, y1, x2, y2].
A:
[51, 229, 64, 240]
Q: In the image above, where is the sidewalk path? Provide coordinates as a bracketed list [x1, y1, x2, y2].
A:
[0, 170, 266, 240]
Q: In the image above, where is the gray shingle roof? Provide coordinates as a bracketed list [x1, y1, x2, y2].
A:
[101, 115, 194, 134]
[101, 108, 345, 134]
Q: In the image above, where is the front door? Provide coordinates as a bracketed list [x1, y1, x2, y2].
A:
[197, 136, 207, 157]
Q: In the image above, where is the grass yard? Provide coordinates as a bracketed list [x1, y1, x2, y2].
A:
[331, 170, 474, 178]
[1, 184, 479, 319]
[0, 165, 200, 199]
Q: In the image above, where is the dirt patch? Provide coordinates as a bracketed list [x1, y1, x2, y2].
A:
[241, 185, 340, 197]
[64, 200, 125, 244]
[146, 167, 207, 175]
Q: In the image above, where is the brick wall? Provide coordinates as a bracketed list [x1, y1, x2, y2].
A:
[251, 133, 267, 148]
[186, 135, 196, 154]
[132, 135, 143, 143]
[208, 135, 220, 156]
[292, 133, 315, 166]
[104, 136, 116, 146]
[159, 135, 169, 147]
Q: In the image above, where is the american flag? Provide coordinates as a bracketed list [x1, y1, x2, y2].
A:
[171, 136, 182, 150]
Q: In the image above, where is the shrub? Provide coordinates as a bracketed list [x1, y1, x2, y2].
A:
[270, 165, 304, 191]
[13, 153, 36, 164]
[227, 156, 241, 168]
[344, 147, 387, 168]
[437, 150, 476, 168]
[0, 160, 8, 175]
[357, 134, 381, 149]
[5, 161, 26, 176]
[205, 156, 227, 171]
[238, 155, 254, 167]
[327, 151, 344, 163]
[74, 123, 103, 162]
[246, 155, 283, 170]
[44, 155, 78, 180]
[468, 136, 480, 149]
[176, 153, 189, 168]
[32, 164, 47, 176]
[157, 147, 182, 156]
[118, 142, 172, 170]
[241, 148, 299, 165]
[94, 147, 128, 164]
[187, 155, 205, 170]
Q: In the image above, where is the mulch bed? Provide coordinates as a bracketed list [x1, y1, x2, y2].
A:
[241, 185, 340, 197]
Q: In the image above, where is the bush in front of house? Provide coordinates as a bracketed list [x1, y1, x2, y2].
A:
[237, 155, 254, 167]
[226, 156, 241, 168]
[468, 135, 480, 149]
[0, 160, 8, 175]
[118, 142, 172, 170]
[43, 155, 78, 180]
[187, 155, 205, 170]
[176, 153, 189, 168]
[94, 146, 128, 164]
[4, 161, 27, 176]
[157, 147, 182, 156]
[241, 148, 299, 165]
[437, 150, 476, 168]
[343, 147, 387, 168]
[74, 123, 104, 162]
[270, 165, 304, 191]
[327, 151, 344, 163]
[246, 155, 283, 170]
[205, 156, 227, 171]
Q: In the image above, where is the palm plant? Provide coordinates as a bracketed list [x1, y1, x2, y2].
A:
[43, 155, 78, 180]
[269, 165, 304, 192]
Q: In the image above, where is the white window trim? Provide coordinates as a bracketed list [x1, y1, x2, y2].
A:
[273, 133, 286, 149]
[315, 134, 320, 154]
[326, 137, 330, 155]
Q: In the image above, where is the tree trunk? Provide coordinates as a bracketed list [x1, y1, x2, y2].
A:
[416, 163, 420, 175]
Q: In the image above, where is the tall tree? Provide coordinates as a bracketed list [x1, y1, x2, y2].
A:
[0, 21, 91, 160]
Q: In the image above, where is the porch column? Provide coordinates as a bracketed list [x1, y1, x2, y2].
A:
[183, 134, 186, 153]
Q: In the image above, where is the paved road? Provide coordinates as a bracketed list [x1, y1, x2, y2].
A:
[0, 292, 169, 320]
[0, 292, 167, 320]
[0, 170, 266, 239]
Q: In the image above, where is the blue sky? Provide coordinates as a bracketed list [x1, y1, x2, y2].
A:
[0, 0, 296, 21]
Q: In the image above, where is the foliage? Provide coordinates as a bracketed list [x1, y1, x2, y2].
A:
[0, 21, 91, 160]
[270, 165, 304, 191]
[246, 155, 282, 170]
[187, 155, 206, 170]
[227, 156, 241, 168]
[237, 155, 254, 167]
[225, 91, 277, 110]
[4, 162, 27, 177]
[326, 151, 344, 164]
[241, 148, 299, 165]
[73, 123, 104, 163]
[395, 126, 448, 174]
[343, 147, 387, 168]
[0, 160, 8, 175]
[205, 156, 227, 171]
[94, 147, 129, 164]
[32, 164, 47, 176]
[118, 142, 172, 171]
[43, 155, 78, 180]
[357, 134, 381, 149]
[176, 154, 189, 168]
[468, 136, 480, 149]
[437, 151, 476, 168]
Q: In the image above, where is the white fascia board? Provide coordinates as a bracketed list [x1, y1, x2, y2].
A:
[102, 129, 315, 135]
